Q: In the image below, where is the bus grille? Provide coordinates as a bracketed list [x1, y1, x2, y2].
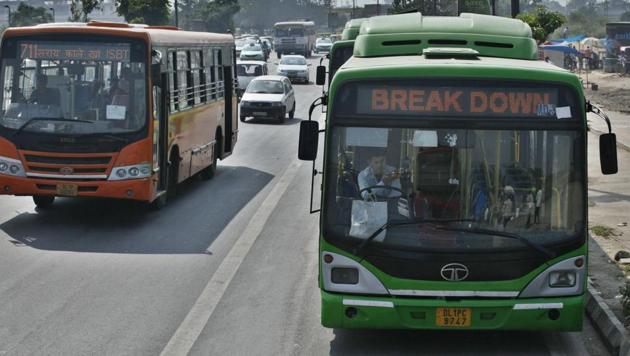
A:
[21, 152, 115, 180]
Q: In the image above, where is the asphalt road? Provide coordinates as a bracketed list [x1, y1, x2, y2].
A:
[0, 53, 610, 356]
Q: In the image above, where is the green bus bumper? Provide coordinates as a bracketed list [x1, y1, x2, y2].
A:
[321, 290, 583, 331]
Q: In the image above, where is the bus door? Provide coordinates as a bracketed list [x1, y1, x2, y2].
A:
[222, 63, 236, 156]
[153, 71, 169, 191]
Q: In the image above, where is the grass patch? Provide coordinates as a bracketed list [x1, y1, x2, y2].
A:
[591, 225, 616, 238]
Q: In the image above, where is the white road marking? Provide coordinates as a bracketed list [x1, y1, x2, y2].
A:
[160, 161, 303, 356]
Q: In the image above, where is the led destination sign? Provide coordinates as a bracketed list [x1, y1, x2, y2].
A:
[20, 42, 131, 62]
[355, 86, 567, 118]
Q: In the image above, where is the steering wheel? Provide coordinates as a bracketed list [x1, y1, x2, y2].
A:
[359, 185, 404, 202]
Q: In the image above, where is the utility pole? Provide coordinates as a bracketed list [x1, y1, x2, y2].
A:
[352, 0, 356, 19]
[4, 5, 10, 27]
[377, 0, 380, 15]
[174, 0, 179, 27]
[49, 7, 55, 22]
[511, 0, 519, 18]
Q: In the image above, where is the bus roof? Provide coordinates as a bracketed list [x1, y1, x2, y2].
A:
[273, 21, 315, 28]
[2, 21, 234, 46]
[353, 13, 537, 60]
[334, 55, 578, 88]
[341, 18, 367, 41]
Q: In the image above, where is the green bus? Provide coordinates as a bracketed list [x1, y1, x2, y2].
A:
[300, 13, 618, 331]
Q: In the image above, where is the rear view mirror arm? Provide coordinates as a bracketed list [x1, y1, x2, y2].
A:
[586, 101, 612, 133]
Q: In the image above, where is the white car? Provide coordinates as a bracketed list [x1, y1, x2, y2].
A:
[276, 55, 309, 84]
[315, 37, 332, 53]
[236, 60, 268, 95]
[239, 76, 296, 123]
[235, 39, 246, 56]
[240, 43, 265, 61]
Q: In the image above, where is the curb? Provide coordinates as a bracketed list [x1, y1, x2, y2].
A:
[586, 286, 630, 355]
[589, 126, 630, 153]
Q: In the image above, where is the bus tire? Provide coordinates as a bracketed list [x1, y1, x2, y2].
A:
[240, 115, 246, 122]
[167, 150, 179, 200]
[199, 142, 219, 181]
[150, 193, 167, 210]
[33, 195, 54, 209]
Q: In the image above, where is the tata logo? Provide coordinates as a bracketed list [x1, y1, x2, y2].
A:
[440, 263, 469, 282]
[60, 167, 74, 175]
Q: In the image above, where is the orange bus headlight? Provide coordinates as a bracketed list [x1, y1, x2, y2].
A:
[0, 156, 25, 177]
[108, 163, 151, 181]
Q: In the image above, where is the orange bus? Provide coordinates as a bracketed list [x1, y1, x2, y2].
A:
[0, 22, 238, 208]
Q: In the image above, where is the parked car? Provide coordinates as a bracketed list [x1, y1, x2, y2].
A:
[240, 43, 265, 61]
[315, 37, 333, 53]
[276, 55, 310, 84]
[239, 76, 296, 123]
[236, 60, 268, 96]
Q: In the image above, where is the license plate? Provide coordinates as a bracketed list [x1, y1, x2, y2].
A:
[253, 111, 267, 116]
[56, 183, 78, 196]
[435, 308, 471, 327]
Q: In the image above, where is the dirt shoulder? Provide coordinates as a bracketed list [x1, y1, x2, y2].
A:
[582, 71, 630, 113]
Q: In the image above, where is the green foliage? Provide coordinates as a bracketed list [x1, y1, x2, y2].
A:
[116, 0, 170, 25]
[236, 0, 327, 32]
[591, 224, 616, 238]
[69, 0, 103, 22]
[10, 2, 53, 27]
[620, 280, 630, 316]
[557, 5, 607, 38]
[202, 0, 240, 32]
[516, 5, 565, 43]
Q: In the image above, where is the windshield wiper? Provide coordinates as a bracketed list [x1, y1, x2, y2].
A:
[11, 117, 93, 138]
[352, 218, 473, 259]
[433, 226, 556, 259]
[78, 132, 128, 143]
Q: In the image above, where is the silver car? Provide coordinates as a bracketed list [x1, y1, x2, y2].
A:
[276, 55, 310, 84]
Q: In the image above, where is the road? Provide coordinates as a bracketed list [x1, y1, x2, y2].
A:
[0, 54, 609, 356]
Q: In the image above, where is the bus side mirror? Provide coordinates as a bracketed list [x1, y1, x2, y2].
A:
[298, 121, 319, 161]
[316, 66, 326, 86]
[600, 133, 618, 175]
[151, 63, 161, 86]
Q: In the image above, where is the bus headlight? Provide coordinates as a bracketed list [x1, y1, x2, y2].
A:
[109, 163, 152, 181]
[0, 156, 25, 177]
[549, 271, 577, 288]
[519, 256, 585, 298]
[321, 251, 388, 295]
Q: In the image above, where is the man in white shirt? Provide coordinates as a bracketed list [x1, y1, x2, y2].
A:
[357, 152, 401, 200]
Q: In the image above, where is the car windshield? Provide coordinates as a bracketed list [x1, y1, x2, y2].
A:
[244, 44, 262, 52]
[325, 126, 584, 253]
[317, 38, 332, 44]
[0, 39, 146, 135]
[281, 57, 306, 65]
[235, 40, 245, 47]
[237, 64, 263, 77]
[247, 80, 284, 94]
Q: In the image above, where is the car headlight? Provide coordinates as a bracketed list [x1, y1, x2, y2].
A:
[0, 156, 25, 177]
[108, 163, 151, 181]
[549, 271, 577, 288]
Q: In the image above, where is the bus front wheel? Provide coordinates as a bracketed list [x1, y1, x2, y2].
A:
[33, 195, 55, 209]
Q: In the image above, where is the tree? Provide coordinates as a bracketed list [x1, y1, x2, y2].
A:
[10, 2, 53, 27]
[202, 0, 240, 33]
[69, 0, 103, 22]
[516, 5, 565, 43]
[116, 0, 170, 25]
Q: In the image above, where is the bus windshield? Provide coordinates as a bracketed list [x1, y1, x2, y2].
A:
[325, 126, 584, 254]
[0, 39, 147, 135]
[275, 28, 304, 37]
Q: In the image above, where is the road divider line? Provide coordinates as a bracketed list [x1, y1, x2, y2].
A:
[160, 161, 304, 356]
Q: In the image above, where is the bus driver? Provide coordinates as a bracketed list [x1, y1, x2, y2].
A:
[358, 149, 402, 200]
